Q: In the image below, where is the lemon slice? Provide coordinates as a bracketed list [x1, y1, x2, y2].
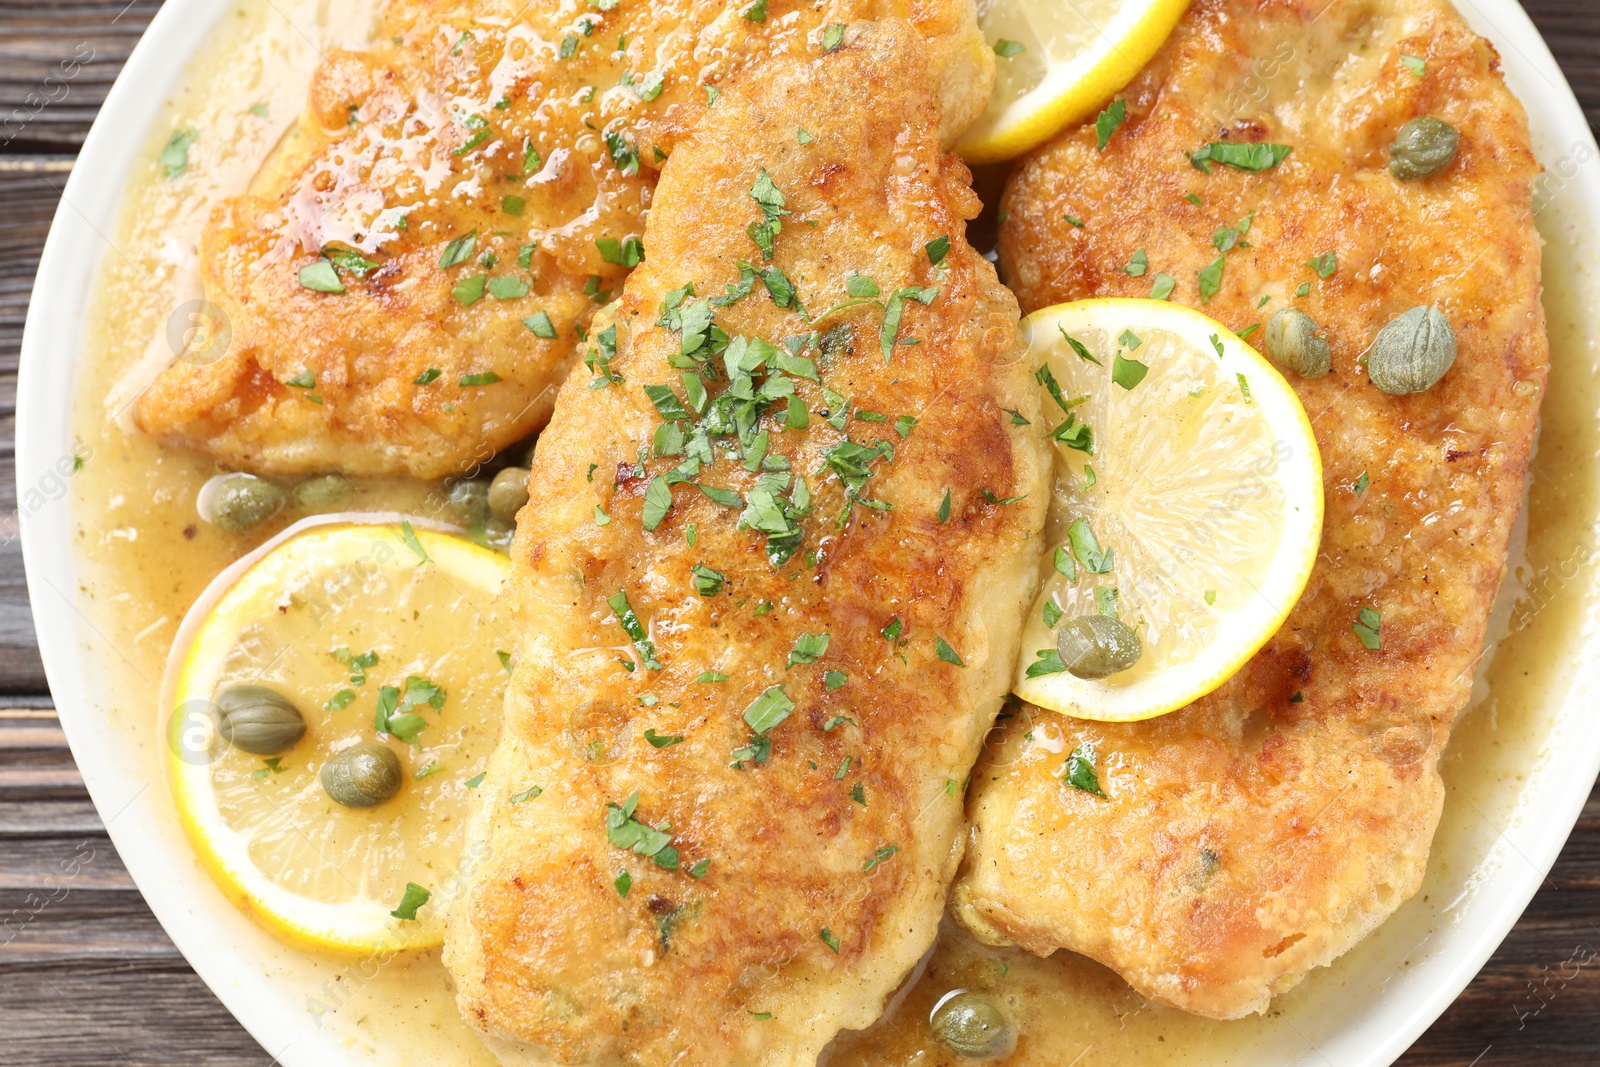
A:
[1014, 299, 1323, 721]
[163, 518, 511, 954]
[958, 0, 1191, 164]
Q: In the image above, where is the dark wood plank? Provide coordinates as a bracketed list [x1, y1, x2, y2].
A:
[0, 160, 68, 691]
[0, 0, 159, 153]
[0, 1, 1597, 1065]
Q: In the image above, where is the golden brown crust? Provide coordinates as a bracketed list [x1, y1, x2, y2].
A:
[955, 0, 1547, 1019]
[134, 0, 993, 480]
[442, 22, 1046, 1064]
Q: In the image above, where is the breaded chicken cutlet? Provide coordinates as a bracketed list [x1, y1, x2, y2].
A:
[135, 0, 994, 479]
[952, 0, 1547, 1020]
[441, 20, 1048, 1064]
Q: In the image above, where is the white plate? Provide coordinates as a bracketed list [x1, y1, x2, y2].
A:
[17, 1, 1600, 1064]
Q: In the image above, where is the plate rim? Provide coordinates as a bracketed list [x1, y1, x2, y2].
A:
[16, 0, 1600, 1064]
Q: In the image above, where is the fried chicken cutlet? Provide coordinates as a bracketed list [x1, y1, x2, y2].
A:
[134, 0, 994, 479]
[441, 21, 1048, 1063]
[951, 0, 1547, 1020]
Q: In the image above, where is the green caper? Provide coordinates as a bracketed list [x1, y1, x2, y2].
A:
[1367, 306, 1456, 395]
[488, 467, 531, 524]
[1388, 117, 1459, 181]
[930, 991, 1017, 1059]
[216, 685, 306, 755]
[1057, 614, 1142, 680]
[293, 474, 351, 511]
[447, 478, 491, 526]
[207, 473, 286, 533]
[1263, 308, 1330, 379]
[320, 743, 403, 808]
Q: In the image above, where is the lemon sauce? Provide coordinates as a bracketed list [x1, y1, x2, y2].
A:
[66, 0, 1599, 1063]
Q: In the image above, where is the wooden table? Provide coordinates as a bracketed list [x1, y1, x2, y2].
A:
[1, 1, 1597, 1063]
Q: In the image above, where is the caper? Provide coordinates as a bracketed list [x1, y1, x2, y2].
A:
[1057, 614, 1142, 680]
[320, 743, 403, 808]
[206, 473, 286, 533]
[1263, 308, 1330, 379]
[488, 467, 531, 524]
[1388, 117, 1459, 181]
[930, 991, 1017, 1059]
[293, 474, 351, 511]
[216, 685, 306, 755]
[1367, 306, 1456, 395]
[447, 478, 491, 526]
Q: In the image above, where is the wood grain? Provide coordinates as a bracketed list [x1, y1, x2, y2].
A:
[1, 1, 1597, 1064]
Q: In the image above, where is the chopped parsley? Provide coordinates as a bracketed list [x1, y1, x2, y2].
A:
[597, 235, 645, 267]
[644, 728, 684, 748]
[1063, 742, 1107, 798]
[787, 632, 830, 667]
[1067, 517, 1114, 574]
[607, 590, 663, 670]
[994, 38, 1024, 58]
[298, 260, 344, 293]
[690, 563, 725, 596]
[606, 127, 640, 176]
[1112, 352, 1149, 390]
[862, 844, 900, 872]
[604, 791, 678, 870]
[1188, 142, 1293, 173]
[452, 274, 487, 306]
[641, 475, 673, 531]
[523, 311, 558, 338]
[1095, 99, 1126, 151]
[1352, 606, 1382, 650]
[439, 231, 477, 269]
[398, 521, 430, 564]
[487, 276, 529, 300]
[1197, 255, 1226, 303]
[390, 882, 431, 920]
[1026, 648, 1068, 677]
[159, 129, 198, 179]
[451, 113, 491, 157]
[934, 636, 965, 666]
[742, 685, 794, 735]
[747, 168, 790, 260]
